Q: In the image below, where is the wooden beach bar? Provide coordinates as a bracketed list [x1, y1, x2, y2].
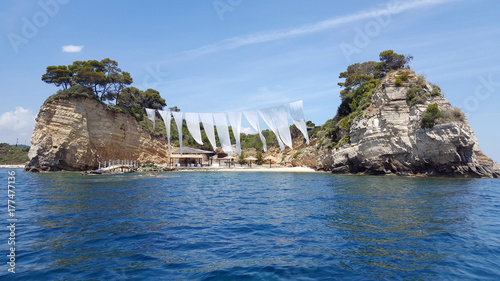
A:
[169, 147, 216, 167]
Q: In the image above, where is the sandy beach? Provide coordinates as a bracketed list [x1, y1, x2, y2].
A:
[173, 166, 320, 173]
[217, 166, 319, 173]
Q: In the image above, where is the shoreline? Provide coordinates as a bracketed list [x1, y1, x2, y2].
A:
[16, 164, 322, 173]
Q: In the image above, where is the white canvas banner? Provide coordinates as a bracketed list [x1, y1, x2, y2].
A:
[172, 111, 184, 154]
[227, 111, 242, 156]
[275, 104, 293, 150]
[288, 100, 310, 144]
[258, 107, 285, 151]
[145, 108, 156, 130]
[199, 113, 217, 151]
[185, 112, 203, 145]
[158, 110, 171, 153]
[213, 112, 233, 154]
[243, 110, 267, 152]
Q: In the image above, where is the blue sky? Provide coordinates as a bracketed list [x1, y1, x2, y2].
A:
[1, 0, 499, 161]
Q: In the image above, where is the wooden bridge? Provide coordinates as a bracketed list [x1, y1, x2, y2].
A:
[82, 160, 138, 175]
[99, 164, 136, 174]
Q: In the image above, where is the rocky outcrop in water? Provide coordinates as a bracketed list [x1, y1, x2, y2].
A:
[290, 70, 498, 178]
[25, 97, 169, 172]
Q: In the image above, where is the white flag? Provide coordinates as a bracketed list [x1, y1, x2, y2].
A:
[145, 108, 156, 130]
[158, 110, 171, 153]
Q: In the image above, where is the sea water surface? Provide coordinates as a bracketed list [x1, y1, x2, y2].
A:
[1, 169, 500, 280]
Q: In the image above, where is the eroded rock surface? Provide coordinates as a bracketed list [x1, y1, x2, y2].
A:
[25, 98, 169, 172]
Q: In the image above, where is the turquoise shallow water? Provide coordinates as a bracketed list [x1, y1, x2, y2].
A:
[1, 168, 500, 280]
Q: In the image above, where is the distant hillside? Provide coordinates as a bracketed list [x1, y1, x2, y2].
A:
[0, 143, 30, 165]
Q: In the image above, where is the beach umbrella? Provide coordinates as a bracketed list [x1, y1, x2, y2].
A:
[264, 156, 274, 168]
[244, 156, 258, 168]
[221, 155, 236, 167]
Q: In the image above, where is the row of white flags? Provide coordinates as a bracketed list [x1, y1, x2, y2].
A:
[145, 100, 309, 155]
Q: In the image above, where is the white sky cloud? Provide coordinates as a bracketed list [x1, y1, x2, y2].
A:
[0, 107, 36, 145]
[62, 45, 84, 53]
[186, 0, 457, 57]
[241, 127, 256, 135]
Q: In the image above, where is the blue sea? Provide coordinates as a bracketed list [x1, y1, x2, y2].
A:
[1, 169, 500, 280]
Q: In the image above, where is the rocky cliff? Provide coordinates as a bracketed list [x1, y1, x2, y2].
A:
[25, 97, 169, 172]
[290, 70, 498, 178]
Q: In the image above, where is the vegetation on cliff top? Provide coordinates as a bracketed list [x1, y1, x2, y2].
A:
[0, 143, 29, 165]
[43, 59, 167, 123]
[313, 50, 412, 148]
[44, 84, 96, 104]
[43, 59, 167, 115]
[42, 58, 133, 102]
[109, 87, 166, 121]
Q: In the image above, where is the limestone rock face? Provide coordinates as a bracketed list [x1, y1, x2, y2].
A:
[25, 98, 169, 172]
[318, 71, 497, 177]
